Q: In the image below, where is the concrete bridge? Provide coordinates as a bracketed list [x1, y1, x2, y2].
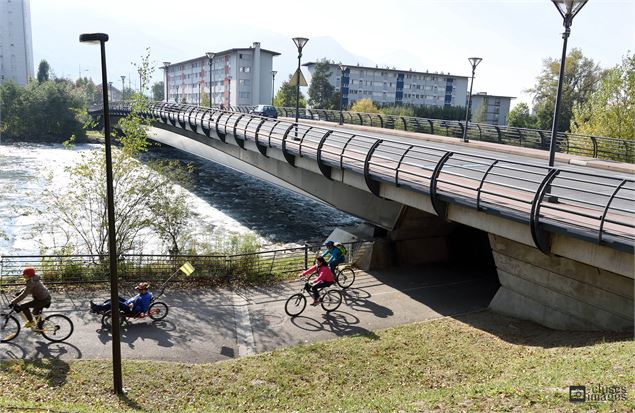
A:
[101, 102, 634, 332]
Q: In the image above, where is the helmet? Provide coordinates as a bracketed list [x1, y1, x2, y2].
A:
[22, 267, 36, 278]
[135, 282, 149, 290]
[324, 240, 335, 247]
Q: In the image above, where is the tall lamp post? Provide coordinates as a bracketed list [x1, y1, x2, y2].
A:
[79, 32, 123, 395]
[548, 0, 588, 167]
[271, 70, 277, 106]
[206, 52, 215, 108]
[462, 57, 482, 143]
[162, 62, 171, 102]
[292, 37, 309, 123]
[120, 75, 126, 101]
[339, 64, 347, 125]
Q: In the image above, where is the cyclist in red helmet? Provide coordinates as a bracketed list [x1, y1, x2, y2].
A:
[90, 282, 153, 315]
[10, 267, 51, 329]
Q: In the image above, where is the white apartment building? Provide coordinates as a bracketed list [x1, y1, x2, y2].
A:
[0, 0, 34, 85]
[470, 92, 515, 126]
[304, 62, 469, 109]
[162, 42, 279, 107]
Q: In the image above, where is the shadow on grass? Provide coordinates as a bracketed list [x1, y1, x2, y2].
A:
[454, 310, 634, 349]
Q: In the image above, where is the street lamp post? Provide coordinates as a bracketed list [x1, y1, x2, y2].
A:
[120, 75, 126, 101]
[339, 64, 347, 125]
[462, 57, 482, 143]
[548, 0, 588, 167]
[162, 62, 171, 102]
[206, 52, 215, 108]
[79, 32, 123, 395]
[271, 70, 277, 106]
[292, 37, 309, 123]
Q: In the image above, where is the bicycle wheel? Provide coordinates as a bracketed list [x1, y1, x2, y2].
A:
[321, 290, 342, 312]
[101, 310, 126, 329]
[335, 267, 355, 289]
[148, 301, 168, 321]
[285, 293, 306, 317]
[40, 314, 74, 343]
[0, 314, 20, 343]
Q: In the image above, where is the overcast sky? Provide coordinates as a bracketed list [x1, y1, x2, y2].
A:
[31, 0, 634, 107]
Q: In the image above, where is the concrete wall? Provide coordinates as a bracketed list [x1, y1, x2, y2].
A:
[489, 234, 634, 332]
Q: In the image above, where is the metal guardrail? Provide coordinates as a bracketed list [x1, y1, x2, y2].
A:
[230, 105, 632, 163]
[0, 242, 368, 286]
[96, 102, 635, 254]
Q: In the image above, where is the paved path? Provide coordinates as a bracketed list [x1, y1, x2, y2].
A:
[1, 264, 498, 363]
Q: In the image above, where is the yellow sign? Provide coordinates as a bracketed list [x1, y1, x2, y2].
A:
[179, 262, 195, 276]
[289, 69, 308, 87]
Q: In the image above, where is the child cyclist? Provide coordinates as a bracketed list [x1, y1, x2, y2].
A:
[302, 256, 335, 306]
[322, 240, 345, 274]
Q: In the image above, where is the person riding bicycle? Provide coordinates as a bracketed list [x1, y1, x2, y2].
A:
[302, 256, 335, 306]
[90, 282, 153, 316]
[9, 267, 51, 329]
[321, 240, 345, 274]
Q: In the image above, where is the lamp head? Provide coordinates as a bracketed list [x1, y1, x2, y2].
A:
[162, 61, 171, 67]
[468, 57, 483, 69]
[79, 33, 108, 44]
[272, 70, 277, 77]
[206, 52, 215, 60]
[292, 37, 309, 51]
[339, 64, 348, 72]
[552, 0, 588, 19]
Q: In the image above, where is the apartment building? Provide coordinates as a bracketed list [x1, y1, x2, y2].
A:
[0, 0, 34, 85]
[470, 92, 515, 126]
[162, 42, 279, 107]
[304, 62, 469, 109]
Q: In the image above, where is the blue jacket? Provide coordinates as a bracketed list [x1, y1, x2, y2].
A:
[125, 291, 152, 313]
[323, 246, 343, 264]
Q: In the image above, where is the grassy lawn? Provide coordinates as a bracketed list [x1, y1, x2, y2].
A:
[0, 310, 632, 412]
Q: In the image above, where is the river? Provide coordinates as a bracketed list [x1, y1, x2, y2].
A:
[0, 142, 362, 256]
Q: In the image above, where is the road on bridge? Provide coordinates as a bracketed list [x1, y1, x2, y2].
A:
[1, 264, 498, 363]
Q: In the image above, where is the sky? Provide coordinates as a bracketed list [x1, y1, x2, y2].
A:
[30, 0, 634, 108]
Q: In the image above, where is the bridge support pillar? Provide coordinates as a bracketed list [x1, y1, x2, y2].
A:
[488, 234, 634, 332]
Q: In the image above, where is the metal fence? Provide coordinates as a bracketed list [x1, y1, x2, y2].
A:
[0, 242, 370, 287]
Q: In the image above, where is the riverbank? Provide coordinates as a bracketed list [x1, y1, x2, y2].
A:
[0, 309, 631, 412]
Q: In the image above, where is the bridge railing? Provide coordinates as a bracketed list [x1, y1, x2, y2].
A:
[256, 106, 633, 164]
[98, 102, 635, 255]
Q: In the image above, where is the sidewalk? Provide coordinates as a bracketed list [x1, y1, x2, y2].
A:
[0, 264, 499, 363]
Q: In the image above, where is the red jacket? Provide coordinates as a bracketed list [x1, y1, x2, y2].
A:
[302, 264, 335, 283]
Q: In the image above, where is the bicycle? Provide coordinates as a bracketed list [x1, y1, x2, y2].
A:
[0, 289, 74, 343]
[98, 281, 169, 328]
[333, 264, 355, 289]
[284, 274, 343, 317]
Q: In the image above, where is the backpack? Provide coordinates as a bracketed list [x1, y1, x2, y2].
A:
[334, 242, 347, 256]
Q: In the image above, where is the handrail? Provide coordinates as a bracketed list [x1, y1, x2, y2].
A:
[92, 102, 635, 254]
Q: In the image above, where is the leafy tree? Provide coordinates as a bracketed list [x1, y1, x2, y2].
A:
[350, 98, 379, 113]
[571, 53, 634, 140]
[472, 100, 488, 123]
[37, 50, 195, 256]
[508, 102, 539, 129]
[200, 91, 210, 107]
[380, 105, 414, 117]
[527, 48, 603, 132]
[75, 77, 100, 106]
[308, 60, 335, 109]
[37, 60, 50, 83]
[152, 81, 165, 101]
[273, 74, 306, 108]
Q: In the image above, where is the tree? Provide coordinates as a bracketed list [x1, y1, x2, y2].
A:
[472, 100, 488, 123]
[308, 60, 335, 109]
[200, 91, 210, 107]
[508, 102, 539, 129]
[37, 60, 50, 83]
[350, 98, 379, 113]
[152, 81, 164, 101]
[273, 74, 306, 108]
[37, 50, 195, 256]
[527, 48, 603, 132]
[571, 53, 634, 140]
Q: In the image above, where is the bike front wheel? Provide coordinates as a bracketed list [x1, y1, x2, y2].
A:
[40, 314, 74, 342]
[0, 314, 20, 343]
[148, 301, 169, 321]
[335, 267, 355, 289]
[101, 310, 126, 329]
[321, 290, 342, 312]
[285, 293, 307, 317]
